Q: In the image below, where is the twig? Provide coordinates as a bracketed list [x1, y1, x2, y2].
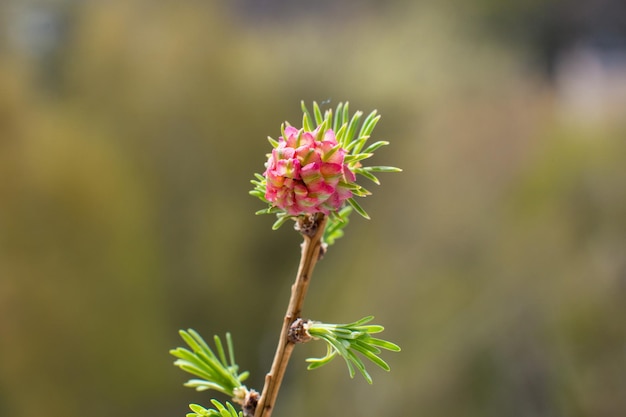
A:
[254, 214, 327, 417]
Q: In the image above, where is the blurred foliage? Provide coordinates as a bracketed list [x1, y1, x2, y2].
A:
[1, 1, 625, 417]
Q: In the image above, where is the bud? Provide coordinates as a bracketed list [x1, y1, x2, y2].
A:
[264, 125, 355, 216]
[251, 101, 401, 229]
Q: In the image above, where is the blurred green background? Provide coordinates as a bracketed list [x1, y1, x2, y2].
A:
[1, 1, 626, 416]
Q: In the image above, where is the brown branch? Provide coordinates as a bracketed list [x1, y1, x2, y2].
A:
[254, 214, 327, 417]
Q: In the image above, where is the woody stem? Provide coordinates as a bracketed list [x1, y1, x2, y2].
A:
[254, 214, 327, 417]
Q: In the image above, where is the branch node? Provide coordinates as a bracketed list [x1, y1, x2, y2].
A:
[242, 389, 260, 417]
[288, 318, 313, 344]
[294, 213, 325, 237]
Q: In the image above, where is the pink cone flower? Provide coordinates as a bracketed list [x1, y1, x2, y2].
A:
[264, 126, 356, 216]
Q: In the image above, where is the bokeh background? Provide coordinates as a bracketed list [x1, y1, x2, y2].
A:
[1, 1, 626, 416]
